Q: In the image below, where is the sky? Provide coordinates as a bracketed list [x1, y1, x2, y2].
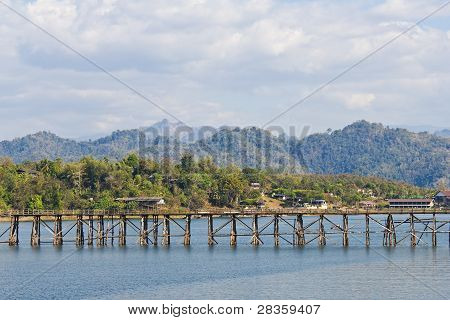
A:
[0, 0, 449, 140]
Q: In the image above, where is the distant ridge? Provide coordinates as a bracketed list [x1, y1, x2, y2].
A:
[0, 120, 448, 187]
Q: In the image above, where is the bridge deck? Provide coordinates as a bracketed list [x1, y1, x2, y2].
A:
[1, 208, 449, 217]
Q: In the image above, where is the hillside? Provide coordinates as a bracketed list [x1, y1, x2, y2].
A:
[0, 120, 448, 187]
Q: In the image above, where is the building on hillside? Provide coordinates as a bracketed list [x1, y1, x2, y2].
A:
[359, 201, 376, 208]
[311, 199, 328, 209]
[115, 197, 165, 209]
[434, 190, 450, 207]
[250, 182, 261, 190]
[388, 198, 433, 208]
[272, 193, 287, 201]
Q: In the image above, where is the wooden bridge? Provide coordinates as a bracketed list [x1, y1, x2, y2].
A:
[1, 208, 449, 247]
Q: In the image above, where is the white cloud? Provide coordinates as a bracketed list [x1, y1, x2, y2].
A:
[346, 93, 376, 110]
[0, 0, 448, 139]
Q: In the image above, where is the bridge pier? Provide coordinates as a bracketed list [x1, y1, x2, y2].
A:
[183, 215, 191, 246]
[8, 216, 19, 246]
[76, 215, 84, 246]
[119, 215, 127, 246]
[251, 214, 262, 246]
[207, 215, 215, 246]
[342, 214, 349, 246]
[152, 215, 158, 246]
[410, 214, 416, 247]
[295, 214, 305, 246]
[139, 215, 149, 246]
[87, 215, 94, 246]
[53, 215, 63, 246]
[273, 214, 279, 246]
[383, 214, 396, 246]
[230, 215, 237, 246]
[162, 215, 170, 246]
[97, 216, 105, 246]
[31, 216, 41, 246]
[365, 214, 370, 246]
[318, 215, 326, 246]
[432, 213, 437, 247]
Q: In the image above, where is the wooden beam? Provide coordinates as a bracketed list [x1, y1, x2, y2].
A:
[230, 215, 237, 246]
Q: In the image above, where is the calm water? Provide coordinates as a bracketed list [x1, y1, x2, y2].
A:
[0, 215, 449, 300]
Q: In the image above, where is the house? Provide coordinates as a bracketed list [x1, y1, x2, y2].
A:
[272, 193, 287, 201]
[434, 190, 450, 207]
[388, 199, 433, 208]
[310, 199, 328, 209]
[250, 182, 261, 190]
[359, 201, 376, 208]
[115, 197, 165, 209]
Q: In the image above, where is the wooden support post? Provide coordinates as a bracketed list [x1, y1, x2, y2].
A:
[230, 215, 237, 246]
[53, 215, 63, 246]
[208, 215, 215, 246]
[342, 214, 349, 246]
[162, 215, 170, 246]
[31, 216, 41, 246]
[97, 215, 105, 246]
[110, 216, 114, 246]
[318, 215, 326, 246]
[139, 215, 149, 246]
[274, 214, 279, 246]
[75, 215, 84, 246]
[383, 214, 396, 247]
[410, 214, 416, 247]
[8, 216, 19, 246]
[294, 214, 305, 246]
[152, 215, 158, 246]
[432, 213, 437, 247]
[119, 215, 127, 246]
[87, 215, 94, 246]
[184, 215, 191, 246]
[365, 214, 370, 246]
[251, 214, 261, 246]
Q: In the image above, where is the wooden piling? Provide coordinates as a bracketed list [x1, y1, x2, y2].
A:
[432, 213, 437, 247]
[152, 215, 159, 246]
[31, 215, 41, 246]
[118, 215, 127, 246]
[87, 215, 94, 246]
[97, 215, 105, 246]
[162, 215, 170, 246]
[342, 214, 349, 246]
[251, 214, 261, 246]
[365, 214, 370, 246]
[184, 215, 191, 246]
[410, 214, 416, 247]
[75, 215, 84, 246]
[139, 215, 149, 246]
[318, 215, 326, 246]
[8, 216, 19, 246]
[53, 215, 63, 246]
[294, 214, 305, 246]
[230, 215, 237, 246]
[383, 214, 396, 246]
[207, 215, 215, 246]
[273, 214, 279, 246]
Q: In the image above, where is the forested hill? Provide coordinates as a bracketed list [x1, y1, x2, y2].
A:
[297, 121, 449, 188]
[0, 120, 448, 187]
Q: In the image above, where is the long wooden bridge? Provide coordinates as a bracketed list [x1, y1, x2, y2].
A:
[1, 208, 449, 247]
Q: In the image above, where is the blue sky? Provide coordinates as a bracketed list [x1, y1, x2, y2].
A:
[0, 0, 449, 140]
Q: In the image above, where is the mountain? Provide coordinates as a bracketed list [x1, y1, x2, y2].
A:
[297, 121, 449, 187]
[0, 120, 448, 187]
[435, 129, 450, 138]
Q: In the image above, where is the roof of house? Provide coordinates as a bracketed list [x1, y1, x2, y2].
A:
[436, 190, 450, 197]
[388, 198, 432, 203]
[115, 197, 164, 202]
